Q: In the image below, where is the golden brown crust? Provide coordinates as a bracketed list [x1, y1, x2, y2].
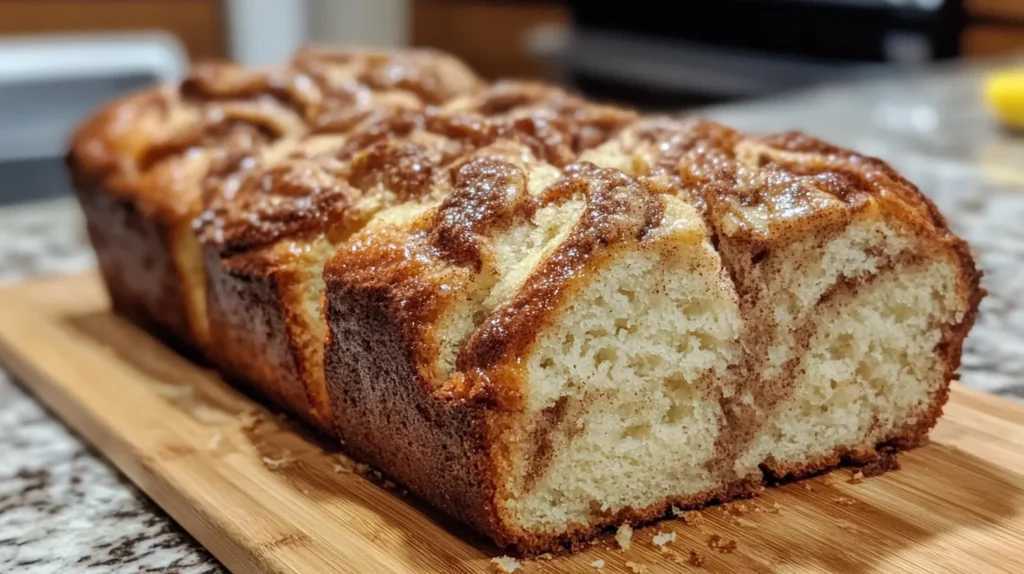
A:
[199, 83, 636, 434]
[69, 47, 487, 365]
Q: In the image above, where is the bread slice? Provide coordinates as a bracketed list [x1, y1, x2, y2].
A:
[196, 83, 637, 432]
[68, 47, 482, 356]
[582, 118, 983, 478]
[322, 119, 981, 552]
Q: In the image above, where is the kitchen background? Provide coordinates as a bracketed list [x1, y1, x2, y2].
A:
[2, 0, 1024, 205]
[3, 2, 1024, 572]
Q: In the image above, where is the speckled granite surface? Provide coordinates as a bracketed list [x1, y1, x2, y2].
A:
[0, 201, 223, 573]
[0, 62, 1022, 572]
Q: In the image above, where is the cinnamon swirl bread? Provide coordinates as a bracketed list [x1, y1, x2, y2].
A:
[70, 48, 982, 555]
[322, 119, 981, 552]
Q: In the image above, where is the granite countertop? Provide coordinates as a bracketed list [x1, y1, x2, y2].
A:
[1, 61, 1023, 572]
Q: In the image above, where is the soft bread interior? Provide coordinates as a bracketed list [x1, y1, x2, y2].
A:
[497, 208, 968, 536]
[734, 219, 967, 475]
[173, 225, 210, 349]
[499, 198, 743, 532]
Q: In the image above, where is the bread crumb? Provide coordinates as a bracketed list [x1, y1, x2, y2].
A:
[239, 410, 264, 432]
[727, 502, 750, 515]
[261, 454, 293, 471]
[333, 464, 347, 473]
[682, 510, 704, 525]
[689, 550, 706, 567]
[660, 547, 686, 564]
[207, 431, 222, 451]
[833, 496, 856, 506]
[862, 451, 901, 477]
[850, 470, 864, 484]
[591, 559, 605, 569]
[734, 517, 757, 528]
[823, 474, 837, 487]
[616, 524, 633, 551]
[670, 505, 684, 517]
[490, 556, 521, 573]
[625, 561, 648, 573]
[536, 553, 553, 561]
[771, 502, 783, 512]
[708, 534, 737, 553]
[652, 531, 676, 547]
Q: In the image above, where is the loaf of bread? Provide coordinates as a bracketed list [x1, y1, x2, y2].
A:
[70, 48, 982, 554]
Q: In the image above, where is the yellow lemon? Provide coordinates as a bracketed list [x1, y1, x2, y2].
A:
[985, 69, 1024, 130]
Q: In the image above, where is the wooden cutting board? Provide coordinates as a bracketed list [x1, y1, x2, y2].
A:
[1, 273, 1023, 574]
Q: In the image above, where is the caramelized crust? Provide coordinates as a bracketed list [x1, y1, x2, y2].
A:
[69, 47, 484, 354]
[197, 81, 636, 431]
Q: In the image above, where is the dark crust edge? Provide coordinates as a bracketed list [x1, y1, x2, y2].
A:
[324, 281, 509, 544]
[203, 245, 327, 429]
[74, 183, 197, 354]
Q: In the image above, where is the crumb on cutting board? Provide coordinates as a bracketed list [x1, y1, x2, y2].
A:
[689, 550, 706, 567]
[726, 502, 750, 515]
[261, 454, 294, 471]
[660, 547, 686, 564]
[239, 409, 265, 432]
[803, 483, 813, 492]
[207, 431, 222, 451]
[850, 470, 865, 484]
[625, 561, 648, 573]
[708, 534, 737, 553]
[591, 559, 605, 569]
[861, 450, 901, 476]
[652, 531, 676, 547]
[616, 524, 633, 551]
[682, 510, 705, 525]
[491, 556, 521, 573]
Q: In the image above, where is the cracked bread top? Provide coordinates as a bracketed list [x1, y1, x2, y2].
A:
[581, 117, 960, 246]
[323, 141, 702, 408]
[194, 81, 638, 256]
[67, 47, 483, 220]
[326, 117, 983, 409]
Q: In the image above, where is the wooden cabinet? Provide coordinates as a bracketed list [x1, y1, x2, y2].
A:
[412, 0, 568, 79]
[964, 0, 1024, 58]
[0, 0, 227, 60]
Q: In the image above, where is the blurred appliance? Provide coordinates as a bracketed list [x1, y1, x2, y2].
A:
[562, 0, 965, 107]
[0, 33, 186, 204]
[226, 0, 308, 66]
